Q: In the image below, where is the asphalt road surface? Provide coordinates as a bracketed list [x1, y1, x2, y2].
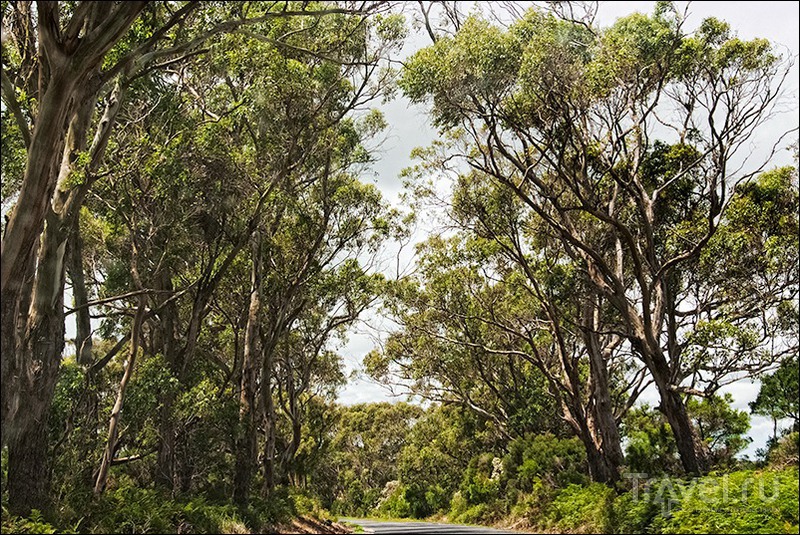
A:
[340, 518, 524, 534]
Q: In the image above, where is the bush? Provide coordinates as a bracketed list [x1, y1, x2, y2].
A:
[375, 481, 411, 518]
[768, 432, 799, 468]
[87, 486, 175, 534]
[449, 491, 469, 519]
[1, 509, 68, 535]
[460, 454, 501, 505]
[509, 477, 557, 522]
[44, 483, 305, 534]
[609, 490, 663, 534]
[289, 487, 333, 522]
[545, 483, 614, 534]
[453, 503, 488, 525]
[504, 434, 588, 490]
[655, 468, 799, 534]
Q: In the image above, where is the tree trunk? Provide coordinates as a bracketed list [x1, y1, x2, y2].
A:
[660, 384, 708, 475]
[2, 2, 146, 448]
[156, 283, 214, 491]
[262, 348, 276, 497]
[6, 289, 65, 515]
[645, 345, 709, 475]
[286, 417, 302, 484]
[7, 412, 52, 516]
[67, 219, 93, 365]
[94, 294, 146, 494]
[579, 428, 615, 484]
[234, 237, 261, 505]
[1, 74, 74, 444]
[583, 296, 624, 482]
[155, 396, 176, 490]
[6, 208, 69, 514]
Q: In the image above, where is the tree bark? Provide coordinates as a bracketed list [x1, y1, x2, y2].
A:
[6, 411, 52, 516]
[4, 67, 124, 512]
[262, 348, 277, 497]
[582, 296, 625, 483]
[6, 274, 65, 515]
[94, 292, 146, 494]
[233, 235, 261, 505]
[68, 218, 93, 365]
[1, 72, 74, 444]
[642, 341, 709, 475]
[2, 4, 144, 440]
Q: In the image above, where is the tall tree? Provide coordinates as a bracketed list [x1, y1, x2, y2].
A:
[400, 2, 794, 474]
[1, 1, 392, 513]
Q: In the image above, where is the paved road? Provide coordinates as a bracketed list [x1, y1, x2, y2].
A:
[339, 518, 523, 534]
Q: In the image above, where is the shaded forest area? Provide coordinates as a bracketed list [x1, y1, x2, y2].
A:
[1, 1, 798, 534]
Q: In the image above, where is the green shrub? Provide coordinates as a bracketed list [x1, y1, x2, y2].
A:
[1, 509, 67, 534]
[656, 468, 799, 534]
[454, 503, 488, 525]
[545, 483, 614, 533]
[460, 454, 501, 505]
[423, 484, 450, 516]
[509, 477, 558, 521]
[449, 491, 469, 519]
[178, 497, 245, 534]
[609, 490, 663, 534]
[375, 482, 411, 518]
[505, 434, 588, 490]
[88, 486, 175, 534]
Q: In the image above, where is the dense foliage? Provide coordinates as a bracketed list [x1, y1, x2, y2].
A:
[1, 1, 797, 534]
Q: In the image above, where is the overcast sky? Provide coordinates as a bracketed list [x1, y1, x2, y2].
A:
[336, 1, 800, 459]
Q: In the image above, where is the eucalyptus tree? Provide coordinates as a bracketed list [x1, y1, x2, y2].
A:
[448, 171, 646, 482]
[400, 2, 795, 474]
[273, 259, 385, 486]
[373, 235, 562, 441]
[372, 222, 641, 482]
[1, 0, 392, 514]
[326, 402, 425, 516]
[249, 170, 396, 499]
[751, 356, 800, 440]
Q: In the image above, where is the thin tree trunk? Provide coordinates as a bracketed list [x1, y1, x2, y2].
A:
[94, 293, 146, 494]
[68, 218, 93, 365]
[154, 270, 179, 490]
[234, 235, 261, 505]
[262, 347, 276, 496]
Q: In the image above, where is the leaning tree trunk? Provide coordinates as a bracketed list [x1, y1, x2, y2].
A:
[94, 291, 146, 494]
[4, 69, 125, 513]
[646, 344, 709, 475]
[2, 0, 145, 442]
[1, 72, 76, 445]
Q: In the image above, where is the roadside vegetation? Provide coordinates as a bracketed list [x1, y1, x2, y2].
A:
[1, 2, 797, 534]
